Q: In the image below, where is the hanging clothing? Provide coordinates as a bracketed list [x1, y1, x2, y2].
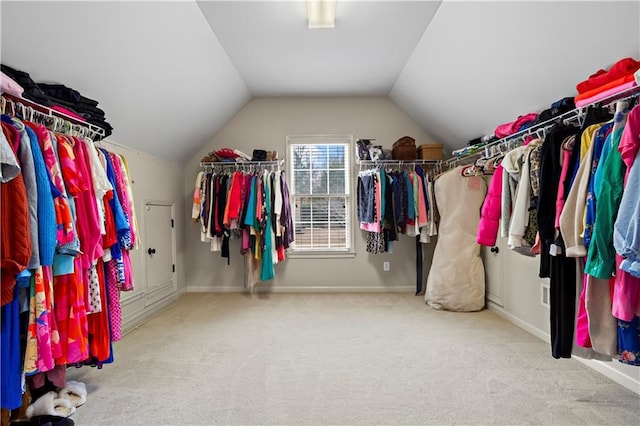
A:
[1, 110, 139, 411]
[191, 166, 294, 286]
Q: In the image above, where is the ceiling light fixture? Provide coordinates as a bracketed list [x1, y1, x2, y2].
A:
[307, 0, 336, 29]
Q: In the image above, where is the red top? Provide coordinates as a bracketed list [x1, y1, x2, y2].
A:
[1, 123, 32, 306]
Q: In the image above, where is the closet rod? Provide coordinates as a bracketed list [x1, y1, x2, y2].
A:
[357, 159, 439, 166]
[443, 84, 640, 168]
[200, 159, 284, 169]
[1, 93, 105, 140]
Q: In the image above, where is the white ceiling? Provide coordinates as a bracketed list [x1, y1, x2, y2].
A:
[390, 0, 640, 149]
[1, 1, 250, 162]
[1, 1, 639, 162]
[198, 1, 440, 96]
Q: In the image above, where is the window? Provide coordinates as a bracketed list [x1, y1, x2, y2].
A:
[287, 135, 353, 253]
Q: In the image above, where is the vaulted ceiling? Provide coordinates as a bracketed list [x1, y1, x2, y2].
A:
[2, 1, 639, 163]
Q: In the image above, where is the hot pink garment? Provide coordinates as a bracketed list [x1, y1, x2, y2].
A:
[613, 255, 640, 321]
[51, 105, 86, 122]
[618, 105, 640, 184]
[71, 136, 103, 266]
[106, 260, 123, 341]
[28, 125, 75, 244]
[555, 146, 573, 229]
[575, 272, 593, 348]
[494, 113, 539, 138]
[33, 266, 54, 372]
[120, 250, 134, 292]
[416, 174, 428, 226]
[43, 266, 62, 361]
[611, 105, 640, 321]
[477, 165, 503, 247]
[574, 81, 637, 107]
[242, 228, 250, 251]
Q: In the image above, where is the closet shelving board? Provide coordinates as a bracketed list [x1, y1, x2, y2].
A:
[442, 84, 640, 169]
[357, 159, 439, 168]
[199, 159, 285, 170]
[1, 93, 106, 140]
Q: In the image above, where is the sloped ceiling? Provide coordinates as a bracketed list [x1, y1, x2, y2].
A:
[390, 1, 640, 153]
[1, 1, 250, 162]
[1, 1, 639, 162]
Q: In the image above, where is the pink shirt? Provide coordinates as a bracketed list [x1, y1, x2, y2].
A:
[416, 174, 428, 226]
[575, 81, 637, 107]
[618, 105, 640, 184]
[554, 141, 573, 229]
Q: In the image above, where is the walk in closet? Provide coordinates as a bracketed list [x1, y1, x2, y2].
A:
[1, 1, 640, 425]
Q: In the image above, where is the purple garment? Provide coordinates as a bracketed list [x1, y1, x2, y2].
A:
[280, 172, 294, 249]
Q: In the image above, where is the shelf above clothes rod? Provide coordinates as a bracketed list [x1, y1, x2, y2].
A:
[443, 83, 640, 168]
[200, 159, 284, 169]
[357, 159, 439, 166]
[1, 93, 106, 140]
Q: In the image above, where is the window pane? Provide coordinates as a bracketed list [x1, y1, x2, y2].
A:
[294, 224, 311, 247]
[311, 170, 328, 194]
[328, 145, 345, 169]
[288, 137, 351, 252]
[294, 170, 310, 194]
[295, 197, 312, 222]
[329, 223, 347, 248]
[329, 170, 345, 194]
[312, 224, 329, 247]
[311, 197, 328, 223]
[329, 197, 346, 222]
[311, 145, 328, 169]
[293, 146, 310, 169]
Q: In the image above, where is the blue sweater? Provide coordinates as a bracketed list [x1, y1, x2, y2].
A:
[24, 126, 57, 267]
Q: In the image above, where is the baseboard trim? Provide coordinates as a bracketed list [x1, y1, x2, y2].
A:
[122, 291, 183, 335]
[573, 357, 640, 395]
[488, 303, 550, 343]
[187, 285, 415, 294]
[488, 302, 640, 395]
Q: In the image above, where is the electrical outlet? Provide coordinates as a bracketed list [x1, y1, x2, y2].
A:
[540, 282, 550, 308]
[383, 261, 390, 271]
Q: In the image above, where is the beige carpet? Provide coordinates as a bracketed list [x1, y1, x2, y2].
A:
[67, 293, 640, 425]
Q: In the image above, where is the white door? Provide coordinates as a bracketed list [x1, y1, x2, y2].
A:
[144, 202, 175, 305]
[482, 238, 504, 307]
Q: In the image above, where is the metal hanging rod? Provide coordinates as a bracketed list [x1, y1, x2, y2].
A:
[443, 84, 640, 169]
[357, 159, 439, 165]
[1, 93, 106, 140]
[200, 159, 284, 169]
[357, 159, 440, 173]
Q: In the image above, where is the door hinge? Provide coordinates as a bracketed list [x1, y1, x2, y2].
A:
[172, 264, 175, 273]
[171, 219, 174, 228]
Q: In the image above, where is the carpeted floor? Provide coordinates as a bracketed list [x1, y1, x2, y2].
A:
[67, 293, 640, 425]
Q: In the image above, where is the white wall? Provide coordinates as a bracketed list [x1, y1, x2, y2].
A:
[100, 140, 186, 332]
[183, 96, 438, 292]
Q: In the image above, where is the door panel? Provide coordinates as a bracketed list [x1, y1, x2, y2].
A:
[482, 237, 504, 307]
[144, 203, 175, 304]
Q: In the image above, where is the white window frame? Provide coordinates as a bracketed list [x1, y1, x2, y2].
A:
[286, 134, 356, 258]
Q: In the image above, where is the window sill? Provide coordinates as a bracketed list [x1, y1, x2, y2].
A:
[287, 250, 357, 259]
